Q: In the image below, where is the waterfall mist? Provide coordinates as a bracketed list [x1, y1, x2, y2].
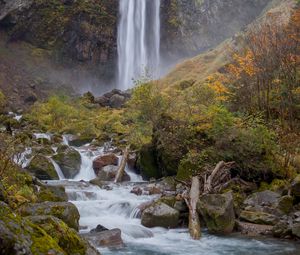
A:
[117, 0, 161, 90]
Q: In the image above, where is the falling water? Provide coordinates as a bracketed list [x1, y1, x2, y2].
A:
[117, 0, 161, 90]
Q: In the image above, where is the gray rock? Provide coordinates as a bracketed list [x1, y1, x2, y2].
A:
[292, 223, 300, 238]
[83, 228, 124, 248]
[141, 201, 180, 228]
[197, 192, 235, 234]
[18, 201, 80, 230]
[240, 210, 278, 226]
[109, 94, 126, 108]
[97, 165, 130, 182]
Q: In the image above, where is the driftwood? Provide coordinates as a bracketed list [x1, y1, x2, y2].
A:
[114, 146, 130, 183]
[184, 176, 201, 240]
[203, 161, 234, 194]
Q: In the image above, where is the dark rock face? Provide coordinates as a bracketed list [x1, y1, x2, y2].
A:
[160, 0, 272, 63]
[292, 174, 300, 197]
[18, 201, 80, 230]
[0, 0, 118, 84]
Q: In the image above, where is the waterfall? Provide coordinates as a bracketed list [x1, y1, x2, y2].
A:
[117, 0, 161, 90]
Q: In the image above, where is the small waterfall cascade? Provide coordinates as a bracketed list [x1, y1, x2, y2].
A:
[117, 0, 161, 90]
[34, 134, 299, 255]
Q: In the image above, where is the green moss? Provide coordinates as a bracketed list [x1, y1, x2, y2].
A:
[137, 144, 161, 180]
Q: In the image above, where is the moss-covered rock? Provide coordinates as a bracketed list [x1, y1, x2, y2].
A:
[27, 155, 59, 180]
[0, 201, 65, 255]
[137, 144, 161, 180]
[240, 210, 278, 226]
[277, 196, 293, 215]
[197, 192, 235, 234]
[53, 146, 81, 179]
[18, 201, 80, 230]
[26, 215, 86, 255]
[37, 185, 68, 202]
[141, 201, 179, 228]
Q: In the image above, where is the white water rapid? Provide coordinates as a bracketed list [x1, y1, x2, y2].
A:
[117, 0, 161, 90]
[43, 137, 300, 255]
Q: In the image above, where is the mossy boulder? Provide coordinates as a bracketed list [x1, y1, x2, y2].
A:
[27, 155, 59, 180]
[137, 144, 161, 180]
[197, 192, 235, 234]
[37, 185, 68, 202]
[18, 202, 80, 230]
[0, 202, 65, 255]
[277, 196, 293, 214]
[26, 215, 87, 255]
[141, 201, 180, 228]
[53, 146, 81, 179]
[240, 210, 278, 225]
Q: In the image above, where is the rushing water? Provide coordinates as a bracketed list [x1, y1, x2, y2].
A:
[117, 0, 161, 90]
[45, 139, 300, 255]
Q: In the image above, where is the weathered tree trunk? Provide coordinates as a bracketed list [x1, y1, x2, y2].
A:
[114, 146, 130, 183]
[184, 176, 201, 240]
[204, 161, 225, 194]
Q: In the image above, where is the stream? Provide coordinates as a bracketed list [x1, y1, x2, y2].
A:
[46, 140, 300, 255]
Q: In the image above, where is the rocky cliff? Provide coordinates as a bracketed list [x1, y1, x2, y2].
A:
[0, 0, 273, 103]
[160, 0, 271, 63]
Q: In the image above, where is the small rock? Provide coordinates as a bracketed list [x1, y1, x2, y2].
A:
[292, 223, 300, 238]
[237, 220, 273, 236]
[90, 224, 109, 233]
[83, 229, 124, 248]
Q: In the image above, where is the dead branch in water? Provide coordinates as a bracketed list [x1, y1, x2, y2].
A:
[114, 145, 130, 183]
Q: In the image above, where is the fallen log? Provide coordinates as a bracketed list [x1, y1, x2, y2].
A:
[203, 161, 234, 194]
[184, 176, 201, 240]
[114, 146, 130, 183]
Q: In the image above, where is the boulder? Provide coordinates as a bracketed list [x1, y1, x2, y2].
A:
[291, 174, 300, 197]
[127, 152, 137, 169]
[27, 155, 59, 180]
[240, 210, 278, 226]
[292, 223, 300, 238]
[97, 165, 130, 182]
[0, 202, 65, 255]
[92, 153, 118, 175]
[109, 94, 126, 108]
[53, 146, 81, 179]
[83, 228, 124, 248]
[243, 190, 280, 208]
[141, 201, 180, 228]
[273, 220, 293, 238]
[18, 201, 80, 230]
[197, 192, 235, 234]
[277, 195, 294, 214]
[26, 215, 88, 255]
[236, 221, 273, 236]
[37, 185, 68, 202]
